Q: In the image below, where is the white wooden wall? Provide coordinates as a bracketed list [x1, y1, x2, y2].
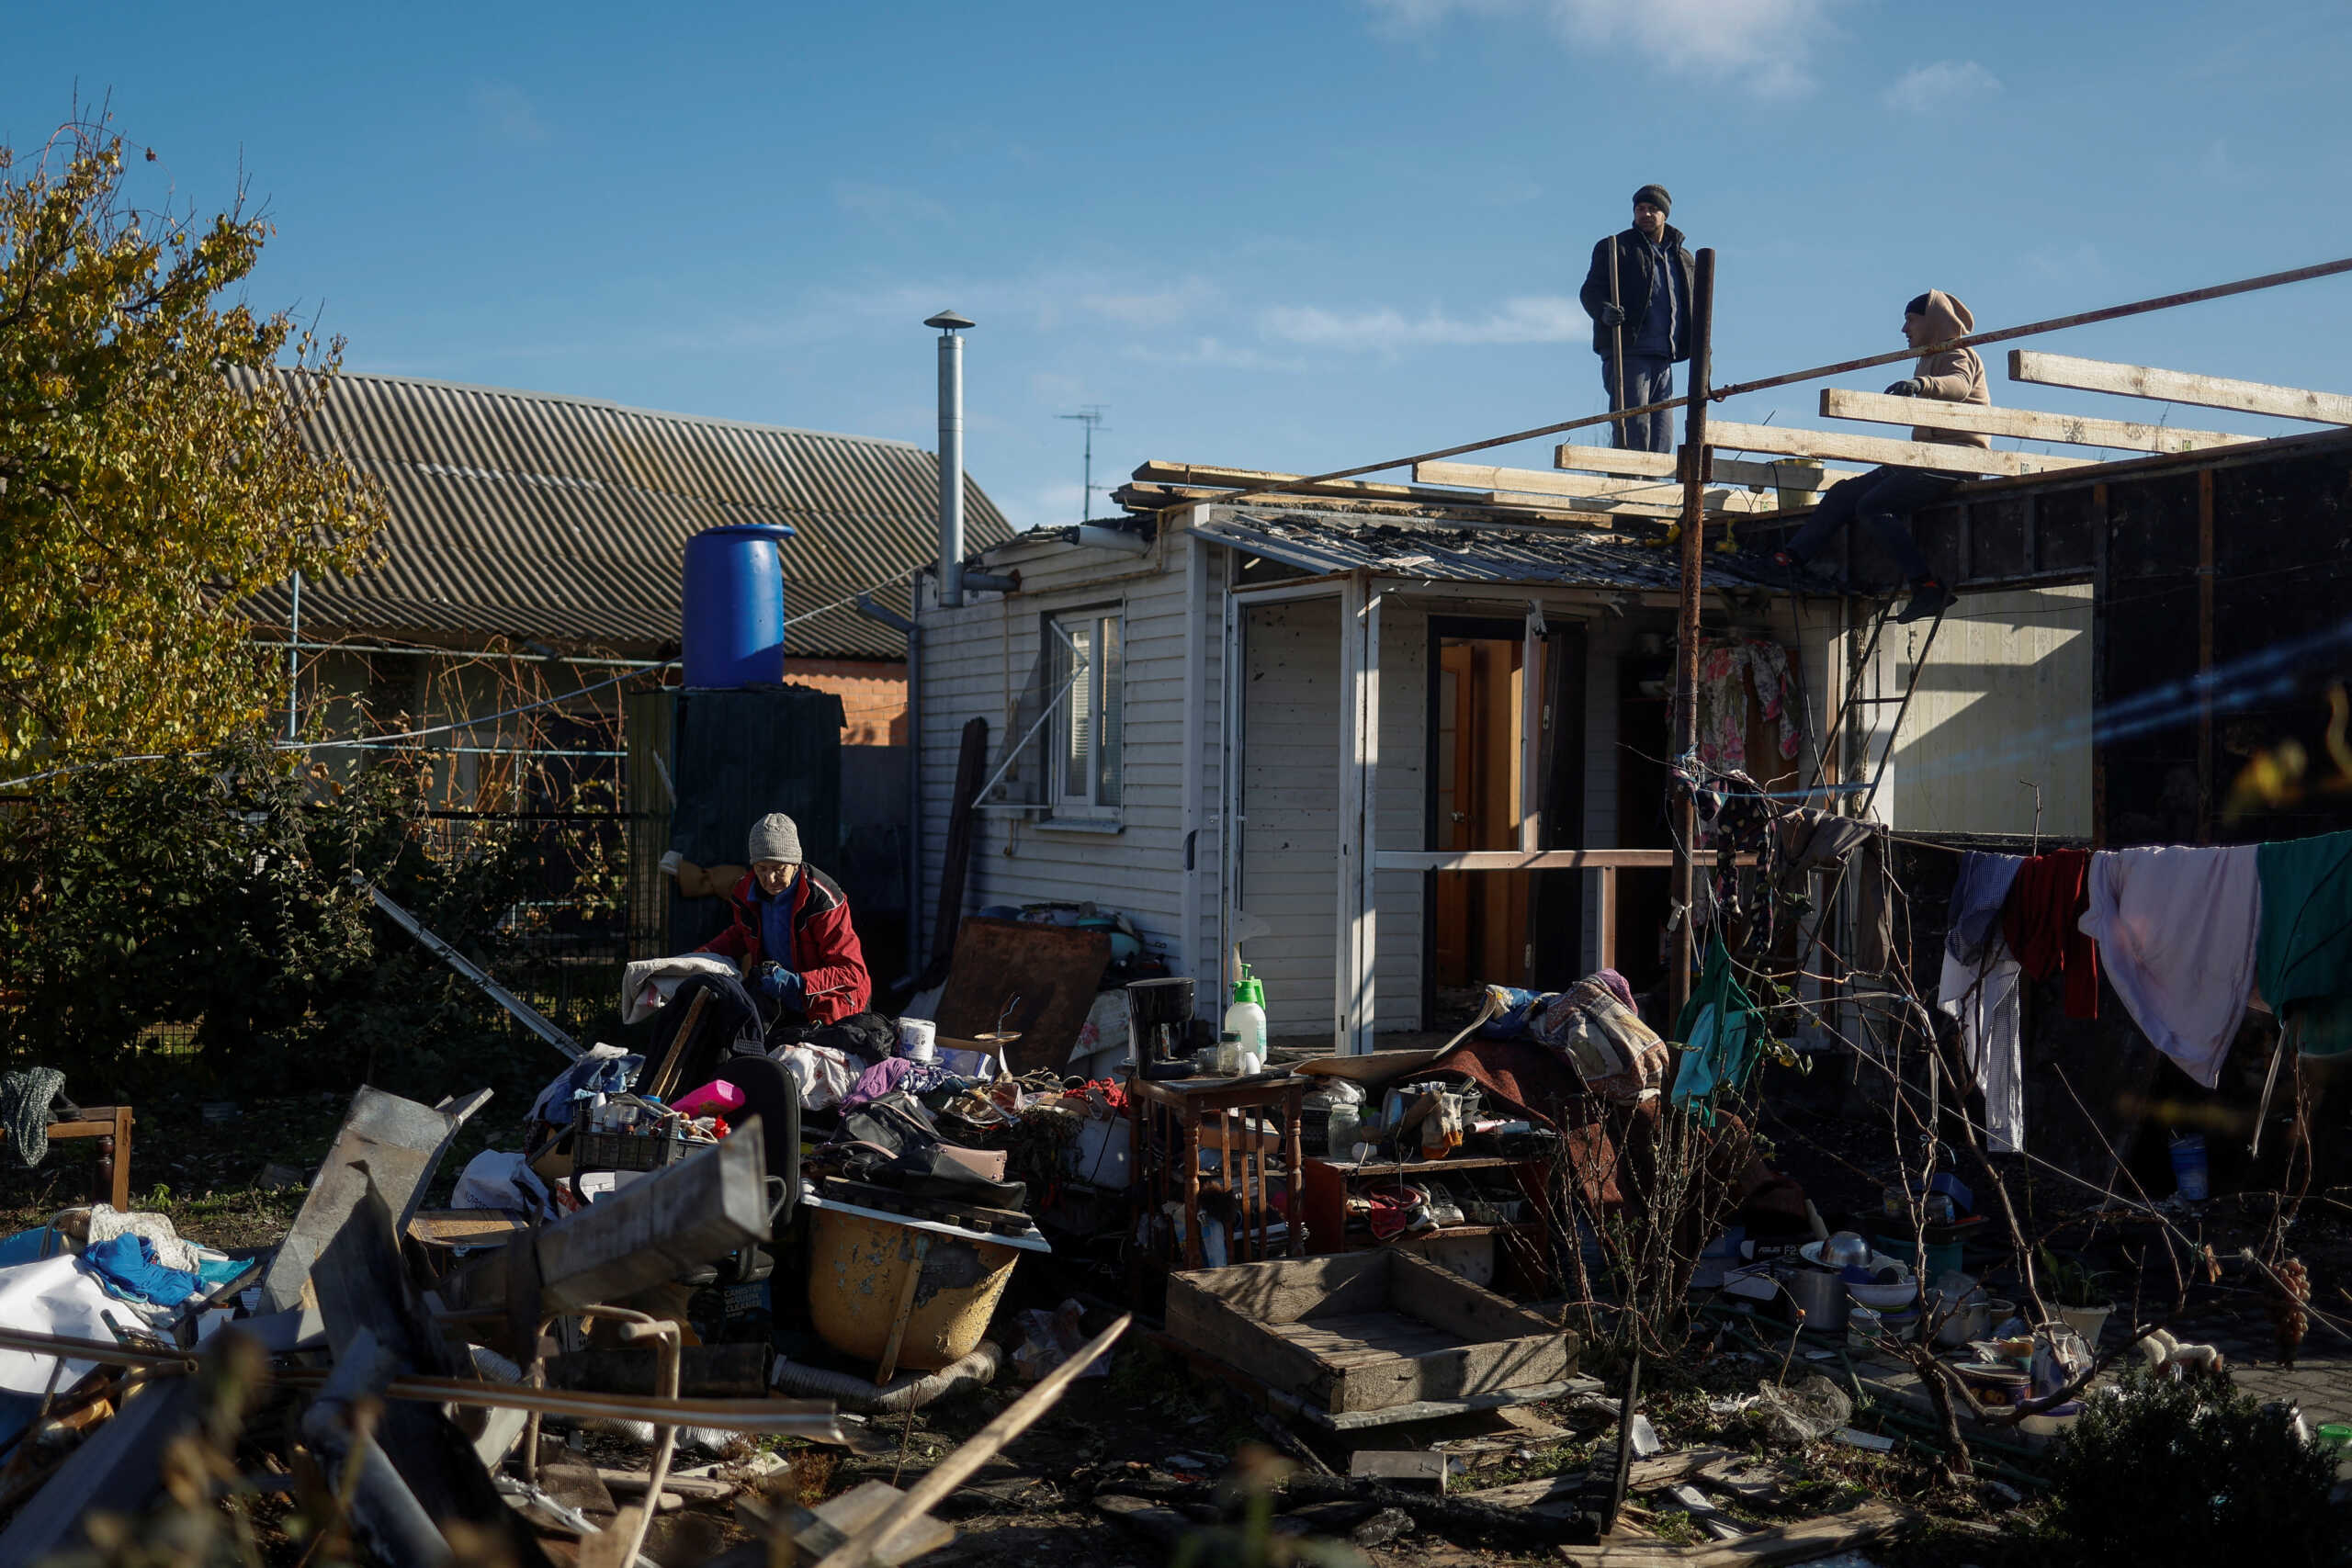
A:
[914, 529, 1223, 990]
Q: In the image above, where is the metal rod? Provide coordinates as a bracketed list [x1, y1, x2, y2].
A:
[1667, 248, 1716, 1024]
[1153, 252, 2352, 510]
[287, 570, 302, 744]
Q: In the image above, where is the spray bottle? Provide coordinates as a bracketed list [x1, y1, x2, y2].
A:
[1224, 964, 1268, 1058]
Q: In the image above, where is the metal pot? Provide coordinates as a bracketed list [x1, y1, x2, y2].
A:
[1775, 1262, 1850, 1333]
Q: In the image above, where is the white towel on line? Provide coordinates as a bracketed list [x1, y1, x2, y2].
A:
[2077, 845, 2260, 1089]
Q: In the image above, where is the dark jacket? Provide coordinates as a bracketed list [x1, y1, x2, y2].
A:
[1578, 225, 1696, 362]
[698, 867, 872, 1024]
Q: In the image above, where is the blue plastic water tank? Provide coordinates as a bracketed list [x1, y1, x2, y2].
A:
[681, 523, 797, 688]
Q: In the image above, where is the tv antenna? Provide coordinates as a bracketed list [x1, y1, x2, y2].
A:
[1059, 406, 1110, 520]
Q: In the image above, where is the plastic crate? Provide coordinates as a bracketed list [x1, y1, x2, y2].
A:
[570, 1107, 693, 1172]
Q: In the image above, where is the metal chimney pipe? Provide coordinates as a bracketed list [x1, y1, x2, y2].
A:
[926, 310, 975, 607]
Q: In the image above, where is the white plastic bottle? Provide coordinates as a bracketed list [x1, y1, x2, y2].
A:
[1223, 964, 1269, 1058]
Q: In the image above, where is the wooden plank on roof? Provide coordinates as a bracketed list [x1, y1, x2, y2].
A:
[2007, 350, 2352, 425]
[1821, 387, 2248, 452]
[1551, 444, 1862, 490]
[1423, 461, 1775, 513]
[1702, 420, 2090, 477]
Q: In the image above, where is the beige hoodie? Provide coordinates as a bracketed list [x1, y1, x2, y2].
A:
[1907, 289, 1990, 452]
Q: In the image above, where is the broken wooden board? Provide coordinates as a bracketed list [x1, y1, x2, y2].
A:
[1310, 1378, 1599, 1429]
[1166, 1249, 1576, 1418]
[1702, 420, 2089, 478]
[0, 1377, 199, 1560]
[1464, 1449, 1739, 1517]
[2008, 349, 2352, 425]
[440, 1123, 768, 1316]
[933, 917, 1111, 1075]
[258, 1084, 484, 1314]
[1350, 1449, 1451, 1490]
[1820, 387, 2245, 453]
[1554, 1501, 1914, 1565]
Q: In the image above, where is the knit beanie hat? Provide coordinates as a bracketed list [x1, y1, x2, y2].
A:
[1905, 293, 1932, 318]
[747, 813, 803, 865]
[1633, 184, 1671, 216]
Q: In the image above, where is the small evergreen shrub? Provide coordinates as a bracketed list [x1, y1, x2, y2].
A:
[2041, 1365, 2347, 1566]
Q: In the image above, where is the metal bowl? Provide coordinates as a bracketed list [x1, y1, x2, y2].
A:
[1802, 1232, 1873, 1269]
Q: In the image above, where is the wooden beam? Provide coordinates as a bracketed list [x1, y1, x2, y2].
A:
[1550, 444, 1863, 491]
[1374, 849, 1754, 873]
[1702, 420, 2090, 477]
[1821, 387, 2248, 453]
[1114, 482, 1620, 530]
[1419, 461, 1785, 515]
[1551, 442, 1679, 478]
[2009, 349, 2352, 425]
[1136, 460, 1453, 504]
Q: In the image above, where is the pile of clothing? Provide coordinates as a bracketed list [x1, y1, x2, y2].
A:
[1939, 829, 2352, 1153]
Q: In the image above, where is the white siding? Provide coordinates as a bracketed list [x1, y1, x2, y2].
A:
[914, 528, 1224, 994]
[1238, 599, 1340, 1037]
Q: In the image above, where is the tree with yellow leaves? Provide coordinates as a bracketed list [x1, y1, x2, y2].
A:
[0, 113, 386, 771]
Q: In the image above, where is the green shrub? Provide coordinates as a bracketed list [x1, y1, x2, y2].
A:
[0, 737, 599, 1106]
[2041, 1366, 2347, 1565]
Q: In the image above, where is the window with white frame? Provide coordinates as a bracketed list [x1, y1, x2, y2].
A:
[1051, 608, 1124, 813]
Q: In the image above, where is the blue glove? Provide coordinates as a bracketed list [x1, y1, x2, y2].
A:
[753, 962, 806, 1007]
[1597, 302, 1627, 327]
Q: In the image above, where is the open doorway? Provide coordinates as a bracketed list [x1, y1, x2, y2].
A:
[1430, 623, 1530, 989]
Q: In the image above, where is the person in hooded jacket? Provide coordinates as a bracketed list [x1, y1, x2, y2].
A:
[1771, 290, 1988, 623]
[696, 811, 872, 1026]
[1579, 184, 1696, 454]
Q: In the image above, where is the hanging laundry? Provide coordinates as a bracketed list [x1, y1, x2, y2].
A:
[1672, 932, 1762, 1121]
[1696, 644, 1750, 772]
[1693, 642, 1811, 774]
[2002, 848, 2100, 1020]
[2256, 829, 2352, 1057]
[1946, 852, 2025, 965]
[1939, 942, 2025, 1153]
[1742, 641, 1807, 762]
[2078, 845, 2260, 1089]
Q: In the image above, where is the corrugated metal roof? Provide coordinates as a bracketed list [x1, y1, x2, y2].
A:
[246, 372, 1013, 660]
[1195, 508, 1789, 592]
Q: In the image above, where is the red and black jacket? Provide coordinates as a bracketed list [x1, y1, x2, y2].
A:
[697, 867, 872, 1024]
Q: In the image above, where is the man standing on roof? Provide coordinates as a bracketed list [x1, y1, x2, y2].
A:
[1579, 185, 1696, 455]
[698, 812, 872, 1026]
[1770, 290, 1987, 624]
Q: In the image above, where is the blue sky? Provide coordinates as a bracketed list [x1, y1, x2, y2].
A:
[8, 2, 2350, 534]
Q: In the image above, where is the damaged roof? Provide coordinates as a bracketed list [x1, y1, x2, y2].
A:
[1193, 507, 1789, 592]
[244, 372, 1013, 660]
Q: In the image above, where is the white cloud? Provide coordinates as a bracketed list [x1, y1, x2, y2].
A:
[1362, 0, 1844, 98]
[469, 83, 548, 144]
[1127, 336, 1310, 374]
[1879, 60, 2001, 114]
[832, 181, 951, 226]
[1260, 295, 1584, 350]
[1074, 278, 1221, 327]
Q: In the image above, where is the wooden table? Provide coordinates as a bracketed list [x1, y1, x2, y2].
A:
[0, 1105, 133, 1212]
[1127, 1074, 1306, 1273]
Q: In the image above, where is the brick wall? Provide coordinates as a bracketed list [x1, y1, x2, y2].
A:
[786, 658, 908, 745]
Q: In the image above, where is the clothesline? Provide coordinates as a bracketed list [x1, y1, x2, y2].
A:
[1939, 828, 2352, 1156]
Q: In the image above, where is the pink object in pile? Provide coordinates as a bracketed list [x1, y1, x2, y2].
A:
[673, 1080, 747, 1118]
